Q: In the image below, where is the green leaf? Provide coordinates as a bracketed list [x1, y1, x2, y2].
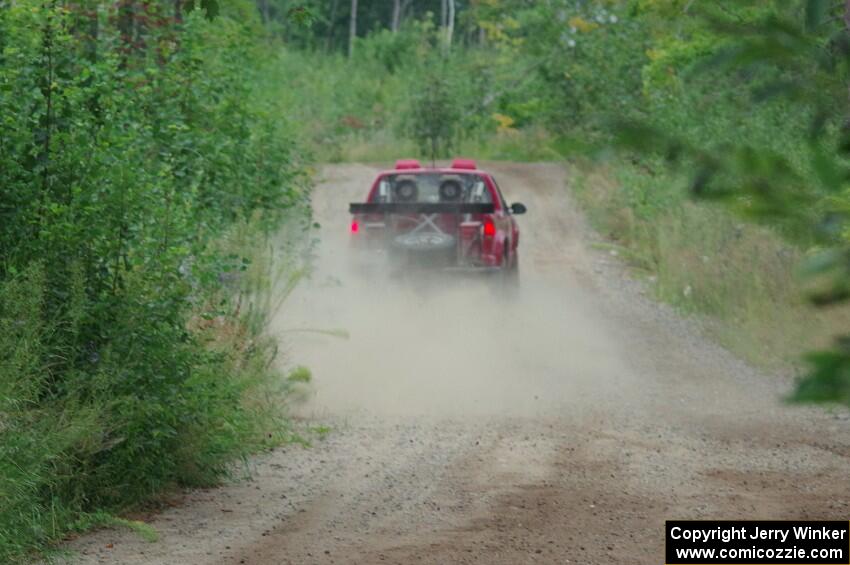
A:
[287, 6, 319, 28]
[791, 344, 850, 405]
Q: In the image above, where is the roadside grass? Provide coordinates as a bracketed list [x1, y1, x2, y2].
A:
[309, 425, 333, 441]
[457, 128, 563, 162]
[273, 48, 560, 165]
[571, 159, 850, 370]
[324, 127, 560, 165]
[335, 131, 419, 163]
[0, 214, 310, 564]
[71, 512, 159, 544]
[197, 212, 314, 449]
[273, 49, 410, 163]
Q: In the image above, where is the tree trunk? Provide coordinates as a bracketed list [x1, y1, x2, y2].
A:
[391, 0, 401, 33]
[845, 0, 850, 31]
[440, 0, 447, 29]
[845, 0, 850, 129]
[117, 0, 135, 63]
[259, 0, 270, 25]
[41, 0, 56, 197]
[844, 0, 850, 135]
[446, 0, 454, 50]
[327, 0, 338, 50]
[348, 0, 357, 57]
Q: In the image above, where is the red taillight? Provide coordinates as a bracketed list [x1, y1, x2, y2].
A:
[482, 217, 496, 238]
[350, 220, 359, 233]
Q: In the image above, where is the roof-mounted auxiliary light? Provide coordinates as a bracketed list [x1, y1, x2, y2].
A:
[395, 159, 422, 170]
[451, 159, 477, 170]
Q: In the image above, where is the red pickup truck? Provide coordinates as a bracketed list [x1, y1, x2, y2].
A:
[349, 159, 527, 276]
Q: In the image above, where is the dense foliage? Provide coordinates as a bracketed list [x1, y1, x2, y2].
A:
[600, 1, 850, 403]
[0, 1, 306, 561]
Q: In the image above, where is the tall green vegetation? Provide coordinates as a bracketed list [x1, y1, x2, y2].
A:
[0, 1, 307, 561]
[614, 0, 850, 405]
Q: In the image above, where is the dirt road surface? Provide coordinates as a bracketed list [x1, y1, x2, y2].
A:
[63, 163, 850, 565]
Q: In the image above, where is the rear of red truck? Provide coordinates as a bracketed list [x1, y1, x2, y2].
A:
[349, 159, 525, 272]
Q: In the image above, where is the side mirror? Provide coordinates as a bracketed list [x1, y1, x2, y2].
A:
[510, 202, 527, 215]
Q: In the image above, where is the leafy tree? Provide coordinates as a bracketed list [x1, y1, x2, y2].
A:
[407, 63, 464, 161]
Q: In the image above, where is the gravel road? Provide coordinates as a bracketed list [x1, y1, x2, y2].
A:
[62, 163, 850, 565]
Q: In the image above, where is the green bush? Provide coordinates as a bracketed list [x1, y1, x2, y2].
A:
[0, 3, 307, 562]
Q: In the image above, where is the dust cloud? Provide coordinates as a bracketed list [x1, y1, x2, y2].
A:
[274, 163, 636, 419]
